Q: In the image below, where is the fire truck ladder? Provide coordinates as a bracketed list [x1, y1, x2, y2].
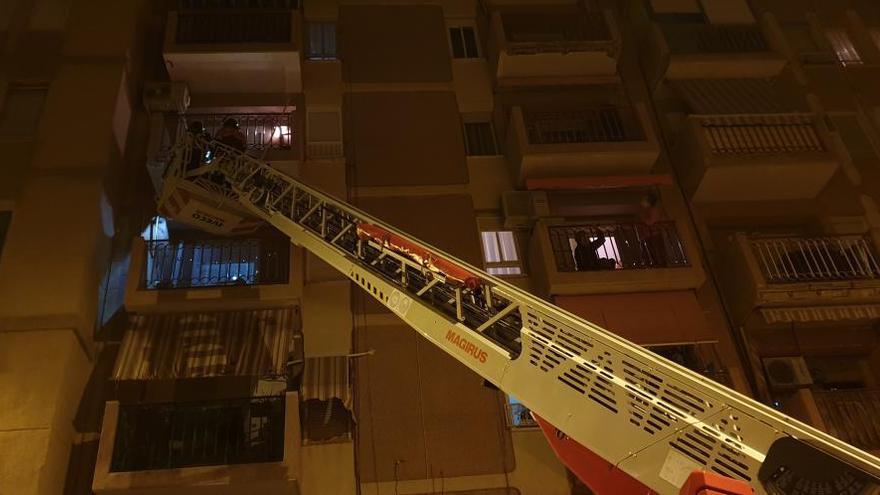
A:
[165, 135, 880, 495]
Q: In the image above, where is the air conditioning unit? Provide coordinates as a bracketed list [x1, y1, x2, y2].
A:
[502, 191, 550, 229]
[143, 82, 190, 114]
[762, 357, 813, 389]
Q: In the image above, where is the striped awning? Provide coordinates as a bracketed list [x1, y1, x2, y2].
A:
[113, 308, 298, 380]
[671, 78, 805, 115]
[761, 305, 880, 324]
[301, 356, 352, 411]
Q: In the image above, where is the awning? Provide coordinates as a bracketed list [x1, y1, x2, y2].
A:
[761, 304, 880, 324]
[671, 78, 805, 115]
[113, 308, 298, 380]
[525, 174, 674, 191]
[302, 356, 352, 411]
[554, 291, 715, 346]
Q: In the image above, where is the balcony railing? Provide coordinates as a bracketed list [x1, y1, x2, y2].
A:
[749, 236, 880, 284]
[548, 222, 688, 272]
[141, 236, 289, 289]
[699, 114, 824, 155]
[524, 107, 644, 145]
[660, 23, 769, 54]
[176, 9, 293, 44]
[813, 389, 880, 451]
[110, 396, 285, 472]
[501, 11, 612, 54]
[182, 113, 293, 151]
[505, 401, 538, 428]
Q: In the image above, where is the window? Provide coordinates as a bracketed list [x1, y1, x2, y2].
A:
[307, 22, 336, 60]
[826, 29, 862, 66]
[0, 212, 10, 260]
[463, 122, 498, 156]
[481, 230, 522, 275]
[0, 87, 47, 137]
[505, 395, 537, 428]
[449, 26, 479, 59]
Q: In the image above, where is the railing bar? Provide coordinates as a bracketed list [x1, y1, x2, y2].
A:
[775, 241, 797, 281]
[837, 238, 859, 278]
[795, 240, 819, 280]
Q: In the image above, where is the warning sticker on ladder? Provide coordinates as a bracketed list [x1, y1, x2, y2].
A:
[388, 290, 412, 318]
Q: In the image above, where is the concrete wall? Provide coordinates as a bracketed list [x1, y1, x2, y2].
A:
[0, 330, 90, 495]
[344, 91, 469, 187]
[339, 5, 452, 83]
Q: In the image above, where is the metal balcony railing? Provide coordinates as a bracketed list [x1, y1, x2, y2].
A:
[699, 115, 824, 155]
[813, 389, 880, 451]
[501, 11, 612, 54]
[110, 396, 285, 472]
[748, 236, 880, 284]
[506, 401, 538, 428]
[548, 222, 688, 273]
[524, 107, 644, 145]
[182, 113, 293, 151]
[176, 9, 292, 44]
[661, 23, 769, 54]
[141, 237, 289, 289]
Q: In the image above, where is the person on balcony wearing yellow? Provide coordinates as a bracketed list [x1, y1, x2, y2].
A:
[215, 118, 247, 152]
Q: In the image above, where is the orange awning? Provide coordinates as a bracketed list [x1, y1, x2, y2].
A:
[554, 291, 716, 346]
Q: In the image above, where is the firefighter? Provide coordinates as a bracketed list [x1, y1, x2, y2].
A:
[215, 118, 247, 152]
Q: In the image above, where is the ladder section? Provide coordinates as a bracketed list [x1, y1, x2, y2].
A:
[163, 135, 880, 495]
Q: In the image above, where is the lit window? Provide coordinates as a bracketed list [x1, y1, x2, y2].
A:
[481, 230, 523, 275]
[826, 29, 862, 66]
[449, 26, 479, 59]
[307, 22, 336, 60]
[506, 395, 537, 428]
[463, 122, 498, 156]
[0, 87, 47, 137]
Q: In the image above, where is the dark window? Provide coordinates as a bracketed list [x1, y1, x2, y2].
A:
[301, 398, 353, 443]
[0, 212, 10, 260]
[308, 23, 337, 60]
[449, 26, 479, 58]
[0, 87, 47, 137]
[463, 122, 497, 156]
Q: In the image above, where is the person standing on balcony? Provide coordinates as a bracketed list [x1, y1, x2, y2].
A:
[215, 118, 247, 152]
[637, 192, 669, 267]
[574, 230, 616, 271]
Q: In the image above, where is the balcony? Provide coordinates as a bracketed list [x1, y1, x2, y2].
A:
[647, 23, 785, 80]
[125, 234, 302, 313]
[719, 234, 880, 325]
[141, 236, 290, 289]
[505, 104, 660, 185]
[529, 219, 704, 296]
[487, 9, 620, 82]
[679, 113, 839, 202]
[813, 389, 880, 452]
[93, 394, 300, 494]
[163, 5, 302, 93]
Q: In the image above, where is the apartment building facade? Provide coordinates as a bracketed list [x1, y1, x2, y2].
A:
[631, 0, 880, 456]
[1, 1, 878, 495]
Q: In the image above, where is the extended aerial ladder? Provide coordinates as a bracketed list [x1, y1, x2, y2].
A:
[161, 134, 880, 495]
